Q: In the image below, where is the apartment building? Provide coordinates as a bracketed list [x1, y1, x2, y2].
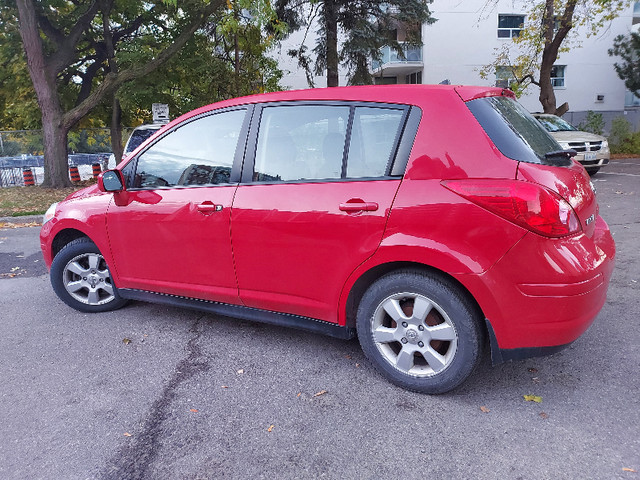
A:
[276, 1, 640, 128]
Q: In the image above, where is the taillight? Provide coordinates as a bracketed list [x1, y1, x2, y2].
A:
[442, 179, 581, 238]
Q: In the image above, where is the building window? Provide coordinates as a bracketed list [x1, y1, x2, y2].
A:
[495, 66, 516, 89]
[498, 14, 524, 38]
[551, 65, 565, 88]
[405, 71, 422, 84]
[374, 76, 398, 85]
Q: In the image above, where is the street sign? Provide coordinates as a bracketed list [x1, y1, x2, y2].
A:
[152, 103, 170, 124]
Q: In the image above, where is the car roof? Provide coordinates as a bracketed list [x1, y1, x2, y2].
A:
[166, 85, 512, 128]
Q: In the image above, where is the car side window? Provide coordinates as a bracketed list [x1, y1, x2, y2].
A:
[132, 109, 245, 188]
[347, 107, 404, 178]
[254, 105, 349, 182]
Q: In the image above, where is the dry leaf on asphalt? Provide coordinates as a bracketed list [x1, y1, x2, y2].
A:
[622, 468, 637, 472]
[539, 412, 549, 419]
[523, 394, 543, 403]
[236, 369, 244, 374]
[122, 338, 132, 345]
[313, 390, 328, 397]
[190, 409, 198, 413]
[123, 432, 132, 437]
[267, 424, 275, 432]
[480, 406, 490, 413]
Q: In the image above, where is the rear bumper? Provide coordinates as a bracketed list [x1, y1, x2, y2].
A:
[458, 216, 615, 353]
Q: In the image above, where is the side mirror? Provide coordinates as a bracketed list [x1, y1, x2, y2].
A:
[98, 170, 124, 192]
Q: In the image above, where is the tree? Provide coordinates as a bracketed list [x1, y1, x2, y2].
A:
[274, 0, 433, 87]
[609, 31, 640, 96]
[481, 0, 631, 115]
[13, 0, 223, 187]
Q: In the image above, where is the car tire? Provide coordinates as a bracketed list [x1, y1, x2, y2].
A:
[356, 270, 483, 394]
[586, 167, 600, 176]
[50, 237, 127, 313]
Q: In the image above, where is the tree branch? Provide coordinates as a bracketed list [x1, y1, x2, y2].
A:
[62, 0, 223, 130]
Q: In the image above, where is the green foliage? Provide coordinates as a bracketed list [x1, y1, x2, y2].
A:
[577, 111, 604, 135]
[609, 32, 640, 96]
[608, 116, 640, 154]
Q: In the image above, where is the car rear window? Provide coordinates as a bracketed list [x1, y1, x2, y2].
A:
[466, 96, 568, 166]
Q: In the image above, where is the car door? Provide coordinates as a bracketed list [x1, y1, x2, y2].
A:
[231, 102, 411, 323]
[105, 107, 249, 304]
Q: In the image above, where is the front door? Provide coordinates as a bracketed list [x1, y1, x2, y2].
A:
[106, 108, 248, 304]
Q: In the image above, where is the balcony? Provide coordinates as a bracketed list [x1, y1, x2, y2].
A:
[371, 44, 423, 77]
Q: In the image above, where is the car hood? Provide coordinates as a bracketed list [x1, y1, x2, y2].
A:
[64, 184, 101, 201]
[548, 131, 606, 143]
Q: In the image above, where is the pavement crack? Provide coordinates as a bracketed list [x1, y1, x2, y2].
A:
[99, 317, 210, 480]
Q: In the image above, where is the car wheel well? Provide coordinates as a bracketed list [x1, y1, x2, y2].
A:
[345, 262, 484, 330]
[52, 229, 90, 259]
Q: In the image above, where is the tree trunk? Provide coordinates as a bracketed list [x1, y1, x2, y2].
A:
[325, 0, 339, 87]
[110, 96, 123, 163]
[16, 0, 72, 187]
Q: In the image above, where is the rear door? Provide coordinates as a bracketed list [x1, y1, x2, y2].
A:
[230, 102, 412, 323]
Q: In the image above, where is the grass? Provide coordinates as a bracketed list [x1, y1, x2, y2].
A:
[0, 185, 83, 217]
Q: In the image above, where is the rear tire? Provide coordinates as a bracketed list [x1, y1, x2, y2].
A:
[356, 270, 483, 394]
[586, 167, 600, 176]
[50, 238, 127, 313]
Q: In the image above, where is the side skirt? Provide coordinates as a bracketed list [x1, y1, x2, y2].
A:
[119, 289, 357, 340]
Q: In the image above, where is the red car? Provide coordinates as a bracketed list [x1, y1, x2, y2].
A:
[40, 85, 615, 393]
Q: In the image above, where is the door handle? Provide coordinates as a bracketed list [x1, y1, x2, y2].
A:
[197, 202, 223, 214]
[339, 201, 379, 212]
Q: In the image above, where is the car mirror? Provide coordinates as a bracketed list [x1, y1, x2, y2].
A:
[99, 170, 124, 192]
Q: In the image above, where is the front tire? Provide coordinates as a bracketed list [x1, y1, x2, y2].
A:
[50, 238, 127, 313]
[357, 270, 483, 394]
[586, 167, 600, 176]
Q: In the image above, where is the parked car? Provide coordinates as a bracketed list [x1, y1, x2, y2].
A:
[106, 124, 164, 169]
[532, 113, 610, 175]
[40, 86, 615, 394]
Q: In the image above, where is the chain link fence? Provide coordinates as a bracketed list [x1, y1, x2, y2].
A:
[0, 128, 135, 187]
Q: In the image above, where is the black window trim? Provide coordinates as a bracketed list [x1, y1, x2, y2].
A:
[241, 100, 416, 185]
[124, 105, 253, 191]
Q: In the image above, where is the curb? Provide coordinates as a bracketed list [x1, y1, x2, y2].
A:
[0, 215, 43, 225]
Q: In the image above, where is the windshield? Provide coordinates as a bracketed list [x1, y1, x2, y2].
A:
[466, 96, 568, 166]
[125, 128, 159, 153]
[535, 115, 577, 132]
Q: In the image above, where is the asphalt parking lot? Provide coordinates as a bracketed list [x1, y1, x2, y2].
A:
[0, 158, 638, 479]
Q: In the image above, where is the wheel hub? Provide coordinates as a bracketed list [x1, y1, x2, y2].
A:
[404, 327, 421, 345]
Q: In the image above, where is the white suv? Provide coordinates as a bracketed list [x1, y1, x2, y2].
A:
[107, 124, 164, 169]
[533, 113, 610, 175]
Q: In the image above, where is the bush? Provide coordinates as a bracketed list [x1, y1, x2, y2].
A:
[578, 111, 604, 135]
[608, 116, 640, 155]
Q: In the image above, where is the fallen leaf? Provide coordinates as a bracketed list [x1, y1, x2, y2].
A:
[622, 467, 637, 472]
[123, 432, 132, 437]
[10, 266, 20, 272]
[267, 424, 275, 432]
[236, 369, 244, 375]
[221, 385, 228, 389]
[190, 409, 198, 413]
[532, 377, 540, 383]
[344, 354, 352, 359]
[355, 363, 361, 368]
[480, 406, 490, 413]
[122, 338, 132, 345]
[297, 393, 302, 397]
[539, 412, 549, 419]
[523, 394, 543, 403]
[527, 367, 538, 373]
[313, 390, 328, 397]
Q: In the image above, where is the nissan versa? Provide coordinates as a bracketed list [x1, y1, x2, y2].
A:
[40, 85, 615, 394]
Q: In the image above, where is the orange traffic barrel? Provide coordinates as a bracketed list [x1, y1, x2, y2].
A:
[92, 162, 102, 178]
[69, 165, 81, 183]
[23, 168, 35, 186]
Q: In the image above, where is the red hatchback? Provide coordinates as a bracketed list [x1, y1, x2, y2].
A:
[40, 85, 615, 393]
